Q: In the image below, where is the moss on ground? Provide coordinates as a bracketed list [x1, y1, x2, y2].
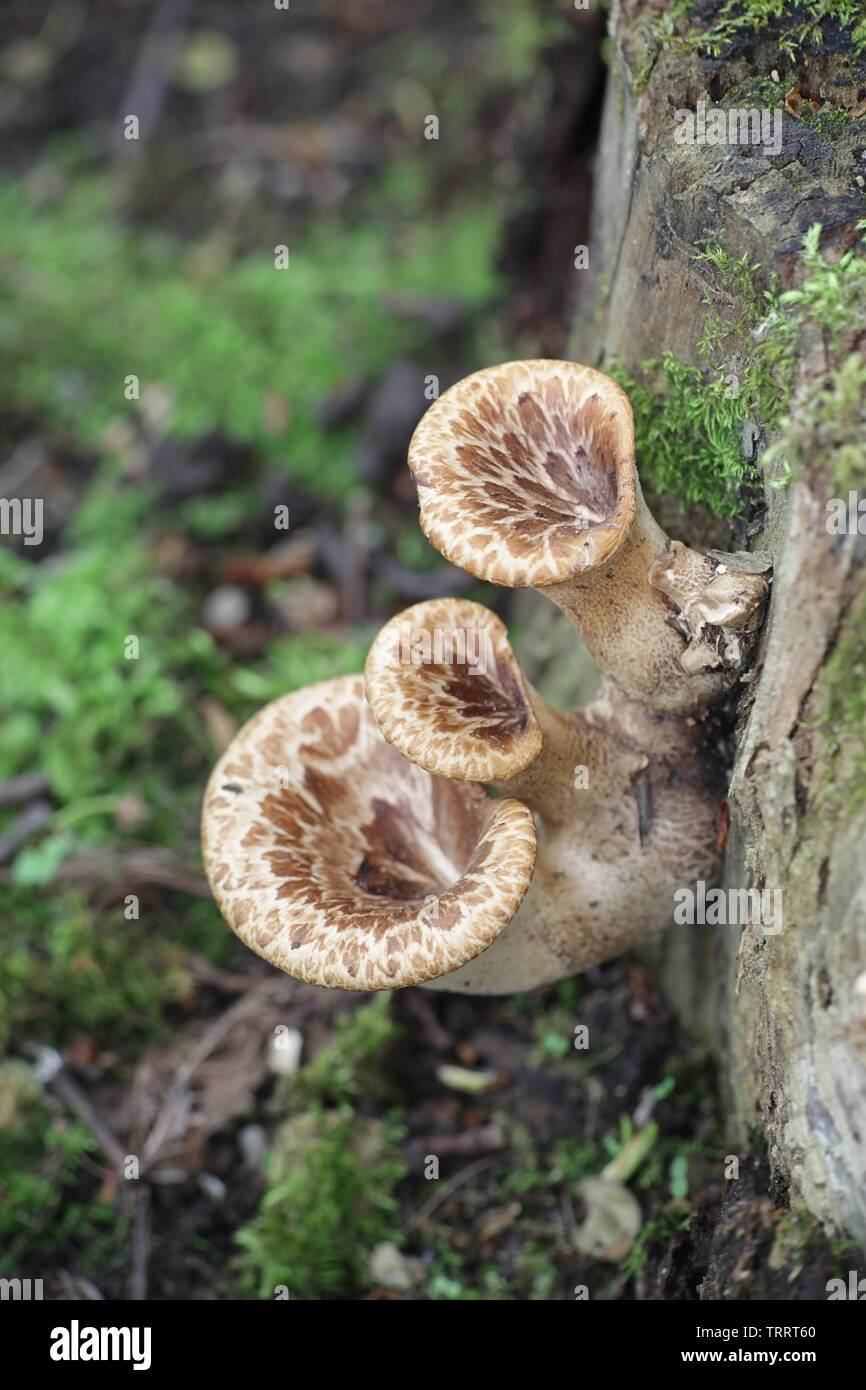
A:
[235, 998, 408, 1300]
[0, 1074, 129, 1277]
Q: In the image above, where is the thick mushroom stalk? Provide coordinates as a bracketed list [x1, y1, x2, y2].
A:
[201, 675, 536, 990]
[365, 597, 725, 993]
[410, 360, 768, 716]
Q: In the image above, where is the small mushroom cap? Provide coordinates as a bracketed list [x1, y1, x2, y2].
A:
[365, 598, 542, 782]
[201, 675, 536, 990]
[410, 360, 636, 587]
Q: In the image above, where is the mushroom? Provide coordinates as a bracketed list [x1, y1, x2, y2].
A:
[202, 361, 769, 995]
[365, 596, 725, 992]
[365, 596, 626, 823]
[201, 675, 537, 989]
[409, 359, 767, 715]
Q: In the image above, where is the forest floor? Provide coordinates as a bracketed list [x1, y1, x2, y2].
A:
[0, 0, 850, 1300]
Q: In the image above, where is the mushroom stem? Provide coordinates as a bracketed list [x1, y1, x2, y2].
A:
[490, 686, 636, 824]
[424, 682, 724, 994]
[542, 487, 766, 716]
[540, 489, 709, 714]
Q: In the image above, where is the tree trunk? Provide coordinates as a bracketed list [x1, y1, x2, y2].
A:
[556, 2, 866, 1247]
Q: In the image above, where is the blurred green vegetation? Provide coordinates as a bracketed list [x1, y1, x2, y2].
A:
[0, 166, 500, 499]
[0, 144, 504, 876]
[0, 116, 511, 1293]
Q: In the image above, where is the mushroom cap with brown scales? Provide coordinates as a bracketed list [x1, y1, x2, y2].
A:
[200, 675, 537, 990]
[410, 359, 637, 588]
[364, 597, 542, 782]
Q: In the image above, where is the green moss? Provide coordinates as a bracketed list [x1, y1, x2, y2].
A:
[777, 222, 866, 347]
[763, 352, 866, 496]
[635, 3, 690, 91]
[227, 633, 371, 708]
[645, 0, 866, 70]
[236, 1107, 408, 1300]
[610, 224, 866, 518]
[0, 888, 222, 1052]
[235, 998, 407, 1300]
[688, 0, 866, 61]
[620, 1204, 691, 1282]
[694, 242, 779, 365]
[759, 224, 866, 499]
[771, 1205, 859, 1276]
[0, 1094, 128, 1275]
[609, 354, 762, 517]
[799, 101, 853, 134]
[291, 993, 400, 1107]
[0, 487, 221, 806]
[424, 1238, 513, 1300]
[609, 243, 783, 517]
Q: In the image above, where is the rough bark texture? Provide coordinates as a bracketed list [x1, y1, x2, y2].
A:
[551, 1, 866, 1246]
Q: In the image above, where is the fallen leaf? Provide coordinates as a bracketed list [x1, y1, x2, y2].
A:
[477, 1201, 522, 1243]
[574, 1177, 642, 1261]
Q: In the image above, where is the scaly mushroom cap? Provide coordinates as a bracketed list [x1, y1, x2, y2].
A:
[201, 675, 537, 990]
[410, 360, 636, 587]
[364, 598, 542, 782]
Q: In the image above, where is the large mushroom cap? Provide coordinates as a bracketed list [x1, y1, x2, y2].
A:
[365, 597, 542, 782]
[410, 360, 637, 588]
[201, 675, 536, 990]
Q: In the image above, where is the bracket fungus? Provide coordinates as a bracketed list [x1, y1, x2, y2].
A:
[364, 597, 727, 991]
[202, 360, 770, 994]
[410, 360, 767, 716]
[201, 675, 536, 989]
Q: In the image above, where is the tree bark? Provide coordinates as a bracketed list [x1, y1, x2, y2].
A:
[556, 1, 866, 1246]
